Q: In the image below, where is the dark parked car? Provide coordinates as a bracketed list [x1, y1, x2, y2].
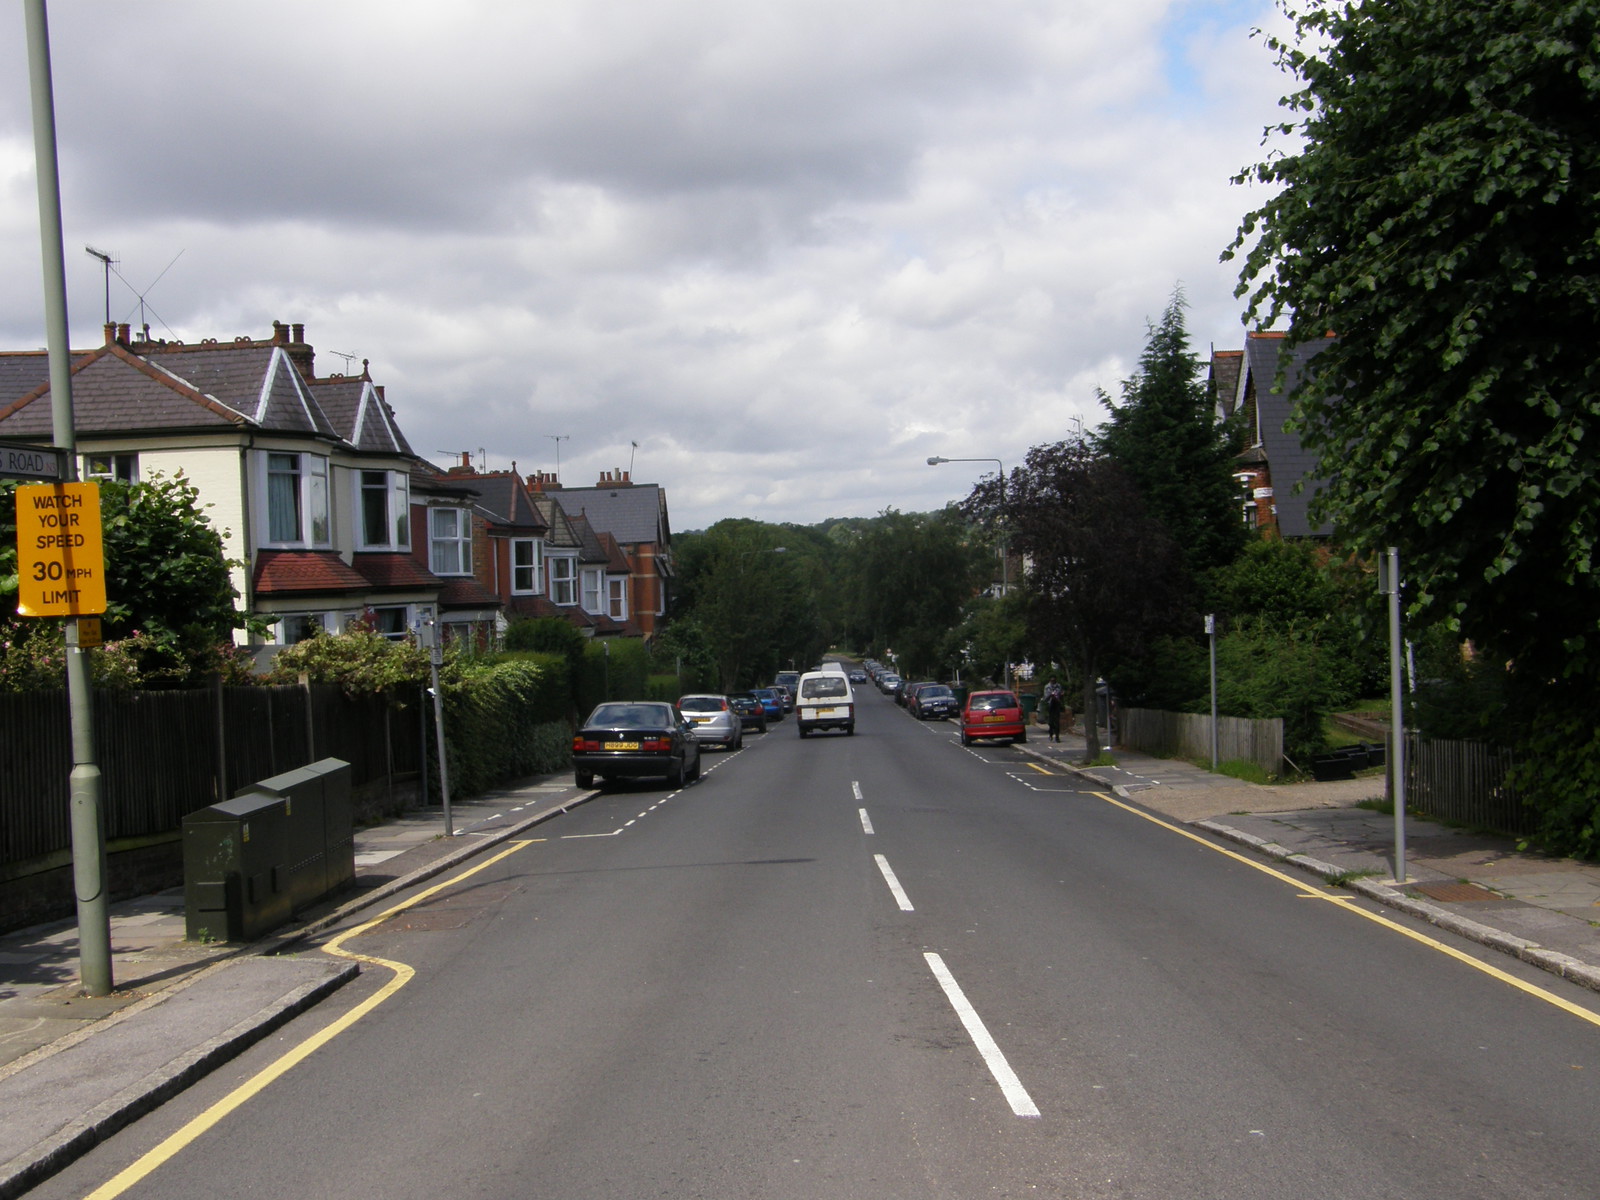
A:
[909, 683, 957, 720]
[959, 690, 1026, 746]
[729, 693, 768, 733]
[573, 701, 702, 789]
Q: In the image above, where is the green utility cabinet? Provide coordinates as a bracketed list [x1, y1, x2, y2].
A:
[183, 757, 353, 942]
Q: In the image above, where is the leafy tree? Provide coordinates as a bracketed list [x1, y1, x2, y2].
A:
[1229, 0, 1600, 847]
[1097, 289, 1246, 579]
[673, 521, 815, 690]
[968, 436, 1187, 758]
[2, 473, 254, 687]
[832, 508, 991, 678]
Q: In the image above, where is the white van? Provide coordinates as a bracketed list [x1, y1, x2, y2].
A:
[795, 669, 855, 737]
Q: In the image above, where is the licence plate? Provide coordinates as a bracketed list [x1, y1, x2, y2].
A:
[818, 706, 847, 717]
[604, 741, 640, 750]
[984, 714, 1006, 723]
[691, 717, 710, 723]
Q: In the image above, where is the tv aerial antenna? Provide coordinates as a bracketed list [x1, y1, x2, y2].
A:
[329, 350, 360, 374]
[90, 249, 186, 341]
[84, 246, 116, 325]
[546, 434, 570, 481]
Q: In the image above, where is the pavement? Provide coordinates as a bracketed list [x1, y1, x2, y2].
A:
[0, 777, 595, 1200]
[5, 730, 1600, 1196]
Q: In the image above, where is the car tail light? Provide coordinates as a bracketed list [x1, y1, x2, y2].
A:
[574, 737, 601, 752]
[642, 737, 672, 752]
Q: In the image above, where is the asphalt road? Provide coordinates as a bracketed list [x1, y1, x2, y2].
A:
[33, 690, 1600, 1199]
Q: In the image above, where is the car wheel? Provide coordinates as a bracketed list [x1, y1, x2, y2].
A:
[1016, 730, 1028, 744]
[799, 726, 810, 738]
[670, 757, 687, 788]
[960, 731, 971, 746]
[688, 752, 702, 781]
[575, 769, 594, 789]
[845, 724, 855, 736]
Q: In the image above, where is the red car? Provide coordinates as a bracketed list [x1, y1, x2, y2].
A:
[959, 689, 1027, 746]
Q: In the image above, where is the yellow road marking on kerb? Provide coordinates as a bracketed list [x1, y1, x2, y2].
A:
[81, 841, 535, 1200]
[1026, 763, 1054, 775]
[1090, 791, 1600, 1030]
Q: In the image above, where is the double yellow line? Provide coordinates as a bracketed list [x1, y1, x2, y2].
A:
[82, 841, 534, 1199]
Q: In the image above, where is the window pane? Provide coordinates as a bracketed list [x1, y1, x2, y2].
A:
[308, 457, 329, 544]
[362, 471, 389, 546]
[268, 453, 301, 541]
[392, 474, 410, 547]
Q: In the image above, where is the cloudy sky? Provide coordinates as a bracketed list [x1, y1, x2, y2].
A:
[1, 0, 1292, 530]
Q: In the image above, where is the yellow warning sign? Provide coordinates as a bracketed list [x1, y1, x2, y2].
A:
[15, 482, 107, 616]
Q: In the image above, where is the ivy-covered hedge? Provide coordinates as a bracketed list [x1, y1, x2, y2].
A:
[441, 653, 572, 795]
[575, 638, 650, 715]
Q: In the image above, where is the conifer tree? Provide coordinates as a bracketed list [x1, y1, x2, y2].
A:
[1096, 290, 1244, 580]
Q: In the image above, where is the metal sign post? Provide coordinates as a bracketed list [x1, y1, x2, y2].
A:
[418, 618, 452, 836]
[1378, 548, 1407, 883]
[1205, 614, 1219, 771]
[25, 0, 113, 997]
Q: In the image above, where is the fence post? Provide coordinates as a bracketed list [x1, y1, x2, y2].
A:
[212, 672, 227, 803]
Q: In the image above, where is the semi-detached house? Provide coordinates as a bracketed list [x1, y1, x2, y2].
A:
[0, 321, 459, 658]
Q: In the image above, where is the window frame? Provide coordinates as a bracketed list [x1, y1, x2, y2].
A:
[429, 506, 473, 576]
[548, 553, 577, 606]
[263, 451, 331, 548]
[511, 538, 542, 594]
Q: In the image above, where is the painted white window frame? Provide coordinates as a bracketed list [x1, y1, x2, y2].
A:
[262, 451, 330, 548]
[429, 506, 472, 575]
[511, 538, 542, 594]
[607, 577, 628, 622]
[548, 553, 577, 605]
[581, 567, 603, 613]
[83, 452, 138, 483]
[359, 469, 411, 551]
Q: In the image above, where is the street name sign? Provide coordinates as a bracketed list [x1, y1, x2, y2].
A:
[15, 482, 107, 616]
[0, 439, 66, 481]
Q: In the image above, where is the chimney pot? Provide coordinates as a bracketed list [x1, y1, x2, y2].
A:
[272, 321, 288, 344]
[104, 322, 117, 346]
[118, 323, 130, 345]
[291, 323, 304, 343]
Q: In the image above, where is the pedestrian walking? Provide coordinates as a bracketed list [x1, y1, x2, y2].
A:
[1044, 678, 1064, 742]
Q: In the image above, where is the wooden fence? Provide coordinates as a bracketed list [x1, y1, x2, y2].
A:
[1404, 734, 1534, 836]
[1, 682, 425, 868]
[1119, 707, 1284, 775]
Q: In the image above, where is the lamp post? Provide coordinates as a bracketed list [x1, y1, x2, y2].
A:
[927, 456, 1007, 596]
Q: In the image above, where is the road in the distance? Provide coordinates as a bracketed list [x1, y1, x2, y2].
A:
[35, 687, 1600, 1199]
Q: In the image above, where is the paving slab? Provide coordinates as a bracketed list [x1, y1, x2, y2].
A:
[0, 955, 356, 1200]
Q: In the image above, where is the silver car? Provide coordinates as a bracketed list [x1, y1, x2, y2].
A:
[677, 694, 744, 750]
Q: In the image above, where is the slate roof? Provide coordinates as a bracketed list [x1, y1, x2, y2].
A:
[449, 471, 549, 533]
[0, 330, 412, 455]
[549, 482, 669, 547]
[310, 376, 414, 455]
[532, 494, 583, 549]
[1209, 349, 1244, 421]
[1241, 332, 1335, 538]
[596, 530, 632, 574]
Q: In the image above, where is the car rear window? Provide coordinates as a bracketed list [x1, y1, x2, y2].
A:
[969, 693, 1019, 712]
[589, 703, 672, 728]
[920, 686, 953, 699]
[678, 696, 726, 712]
[801, 676, 849, 699]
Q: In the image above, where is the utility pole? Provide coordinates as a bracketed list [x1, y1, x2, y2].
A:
[26, 0, 112, 996]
